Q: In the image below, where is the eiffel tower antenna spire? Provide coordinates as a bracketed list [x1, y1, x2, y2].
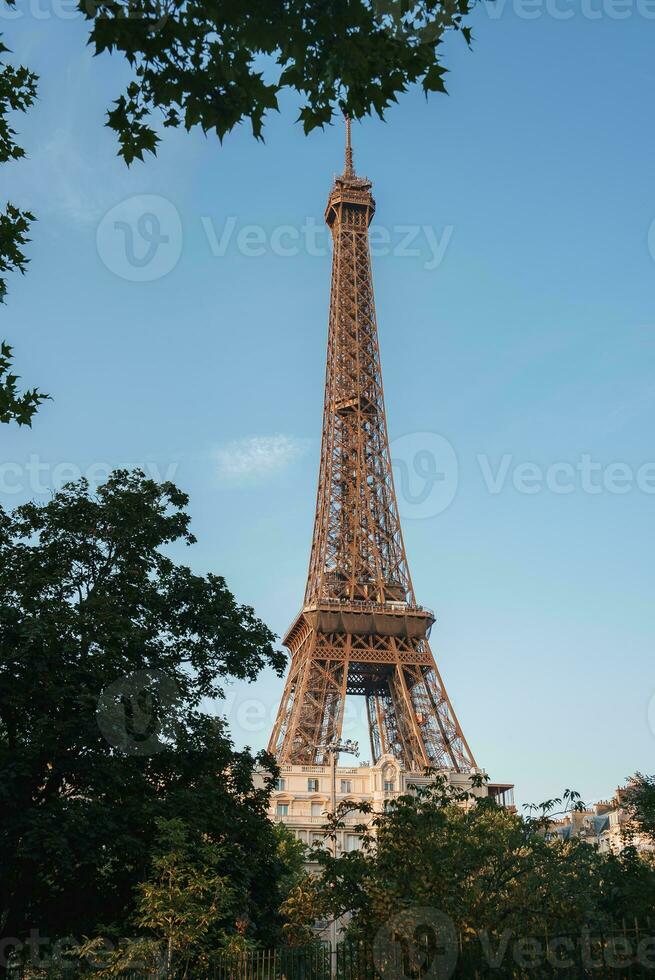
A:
[268, 131, 477, 773]
[344, 113, 354, 177]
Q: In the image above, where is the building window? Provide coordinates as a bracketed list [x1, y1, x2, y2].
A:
[384, 780, 395, 794]
[311, 802, 323, 817]
[307, 778, 319, 792]
[275, 777, 286, 791]
[340, 780, 352, 793]
[346, 834, 361, 852]
[276, 804, 289, 816]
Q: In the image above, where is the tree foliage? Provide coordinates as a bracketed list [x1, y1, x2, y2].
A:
[0, 341, 46, 425]
[0, 33, 47, 425]
[0, 471, 290, 966]
[73, 818, 237, 977]
[134, 818, 238, 975]
[624, 773, 655, 843]
[284, 775, 655, 946]
[2, 0, 480, 419]
[81, 0, 475, 163]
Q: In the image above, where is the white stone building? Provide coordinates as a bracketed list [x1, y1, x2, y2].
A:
[264, 755, 514, 857]
[547, 788, 655, 855]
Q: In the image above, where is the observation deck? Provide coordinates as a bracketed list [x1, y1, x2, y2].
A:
[283, 598, 435, 648]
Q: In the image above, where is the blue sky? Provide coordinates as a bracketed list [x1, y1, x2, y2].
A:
[2, 3, 654, 807]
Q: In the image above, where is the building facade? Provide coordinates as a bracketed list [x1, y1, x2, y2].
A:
[266, 757, 514, 855]
[547, 788, 654, 855]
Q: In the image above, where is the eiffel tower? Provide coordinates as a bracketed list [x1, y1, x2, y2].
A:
[268, 120, 476, 772]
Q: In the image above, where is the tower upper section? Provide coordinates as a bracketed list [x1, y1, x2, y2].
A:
[325, 116, 375, 229]
[303, 120, 421, 617]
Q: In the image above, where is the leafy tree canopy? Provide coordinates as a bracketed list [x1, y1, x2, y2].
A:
[0, 471, 289, 966]
[283, 775, 655, 947]
[2, 0, 478, 419]
[624, 773, 655, 843]
[73, 820, 308, 976]
[0, 34, 47, 425]
[81, 0, 475, 163]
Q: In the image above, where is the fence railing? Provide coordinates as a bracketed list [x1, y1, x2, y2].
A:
[9, 926, 655, 979]
[212, 930, 655, 979]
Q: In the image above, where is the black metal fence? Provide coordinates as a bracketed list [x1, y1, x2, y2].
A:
[9, 927, 655, 979]
[212, 946, 331, 980]
[207, 927, 655, 979]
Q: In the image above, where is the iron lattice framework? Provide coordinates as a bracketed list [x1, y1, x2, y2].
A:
[268, 121, 476, 772]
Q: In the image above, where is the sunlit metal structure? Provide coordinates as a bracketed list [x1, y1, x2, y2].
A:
[268, 120, 476, 772]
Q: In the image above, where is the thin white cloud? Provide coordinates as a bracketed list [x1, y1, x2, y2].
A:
[39, 124, 106, 225]
[214, 435, 309, 484]
[6, 50, 111, 227]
